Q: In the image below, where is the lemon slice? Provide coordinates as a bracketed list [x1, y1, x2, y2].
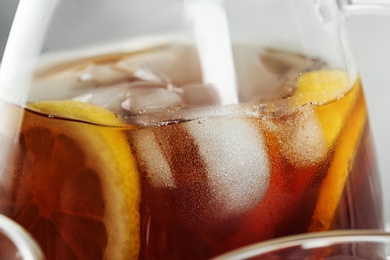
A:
[28, 100, 125, 126]
[291, 70, 358, 147]
[290, 70, 366, 231]
[11, 100, 140, 259]
[310, 85, 366, 231]
[292, 70, 353, 106]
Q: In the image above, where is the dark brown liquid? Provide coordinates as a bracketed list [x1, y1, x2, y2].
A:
[129, 83, 383, 259]
[0, 64, 383, 259]
[331, 124, 383, 230]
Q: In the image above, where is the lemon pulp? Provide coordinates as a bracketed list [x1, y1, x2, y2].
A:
[10, 100, 141, 259]
[291, 70, 366, 231]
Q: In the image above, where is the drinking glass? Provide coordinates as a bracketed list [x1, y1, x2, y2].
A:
[0, 214, 44, 260]
[212, 229, 390, 260]
[0, 0, 388, 259]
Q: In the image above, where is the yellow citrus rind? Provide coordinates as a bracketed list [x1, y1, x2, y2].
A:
[26, 100, 140, 259]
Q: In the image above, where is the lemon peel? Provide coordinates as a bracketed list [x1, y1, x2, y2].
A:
[27, 100, 125, 126]
[24, 100, 140, 259]
[291, 70, 365, 231]
[310, 84, 366, 231]
[292, 70, 358, 147]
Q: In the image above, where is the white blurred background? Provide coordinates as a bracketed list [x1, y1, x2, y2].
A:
[1, 0, 389, 224]
[347, 14, 390, 227]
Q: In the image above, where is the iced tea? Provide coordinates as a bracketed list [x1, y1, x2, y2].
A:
[0, 42, 383, 259]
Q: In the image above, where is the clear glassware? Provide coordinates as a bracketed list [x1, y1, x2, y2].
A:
[212, 229, 390, 260]
[0, 214, 44, 260]
[0, 0, 388, 259]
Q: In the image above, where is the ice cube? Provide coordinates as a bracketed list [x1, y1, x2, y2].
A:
[73, 82, 132, 113]
[180, 84, 221, 107]
[73, 81, 183, 115]
[117, 44, 202, 86]
[131, 128, 176, 188]
[130, 115, 270, 229]
[132, 64, 166, 83]
[121, 87, 183, 114]
[80, 63, 129, 85]
[31, 41, 201, 103]
[186, 117, 270, 219]
[265, 106, 327, 167]
[31, 56, 130, 101]
[30, 70, 98, 101]
[234, 45, 312, 102]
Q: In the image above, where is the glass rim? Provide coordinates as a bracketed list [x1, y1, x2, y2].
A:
[0, 214, 45, 260]
[211, 229, 390, 260]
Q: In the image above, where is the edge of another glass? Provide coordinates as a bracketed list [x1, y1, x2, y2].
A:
[0, 214, 45, 260]
[212, 229, 390, 260]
